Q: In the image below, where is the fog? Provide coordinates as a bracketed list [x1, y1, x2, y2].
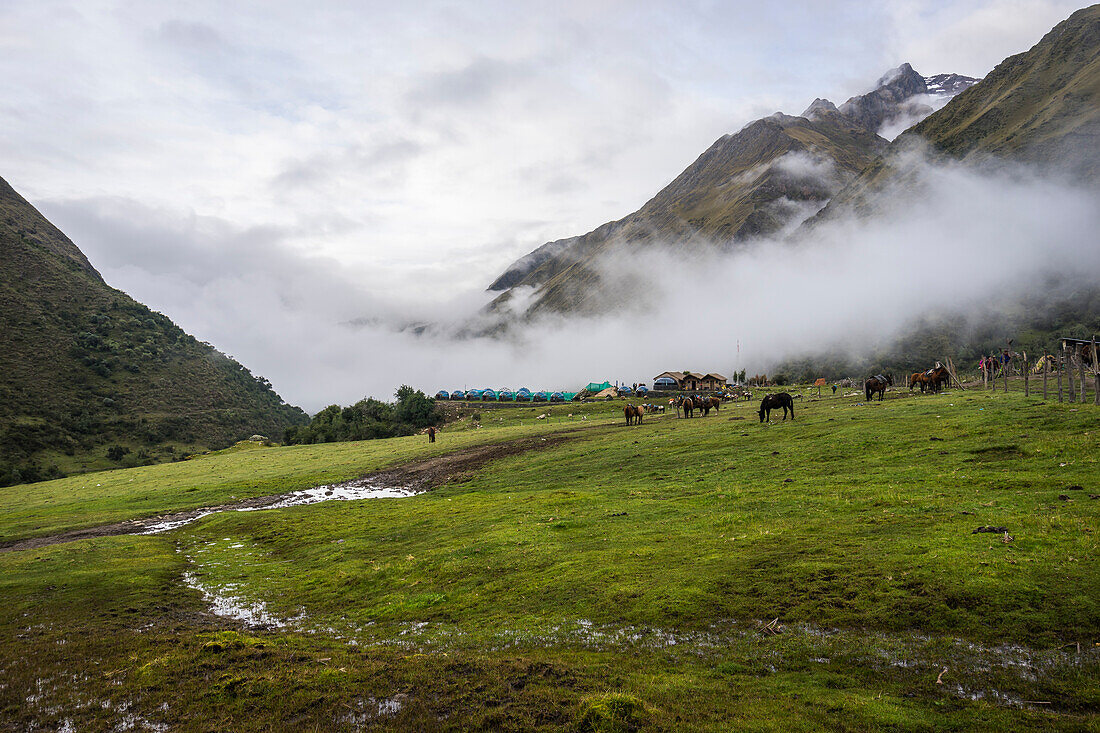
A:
[46, 146, 1099, 413]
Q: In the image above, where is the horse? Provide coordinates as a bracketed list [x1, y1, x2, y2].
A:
[908, 372, 926, 392]
[701, 396, 721, 415]
[926, 366, 950, 393]
[864, 374, 893, 401]
[759, 393, 794, 422]
[624, 404, 643, 426]
[676, 395, 695, 418]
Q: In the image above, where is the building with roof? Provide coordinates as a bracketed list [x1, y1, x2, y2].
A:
[652, 371, 727, 391]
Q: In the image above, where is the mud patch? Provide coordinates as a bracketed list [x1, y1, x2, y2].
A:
[0, 431, 585, 554]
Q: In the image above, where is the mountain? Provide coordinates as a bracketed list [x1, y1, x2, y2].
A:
[815, 5, 1100, 221]
[0, 175, 308, 485]
[487, 63, 978, 317]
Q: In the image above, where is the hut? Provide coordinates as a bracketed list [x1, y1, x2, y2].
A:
[435, 390, 449, 400]
[653, 376, 678, 390]
[652, 371, 727, 391]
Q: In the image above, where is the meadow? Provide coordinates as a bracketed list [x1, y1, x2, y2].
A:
[1, 384, 1097, 731]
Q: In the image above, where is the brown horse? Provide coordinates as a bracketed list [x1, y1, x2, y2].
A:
[909, 372, 926, 392]
[701, 396, 721, 415]
[676, 395, 695, 418]
[864, 374, 893, 401]
[624, 404, 643, 426]
[759, 393, 794, 422]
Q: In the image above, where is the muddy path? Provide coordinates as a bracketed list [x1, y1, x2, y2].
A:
[1, 427, 600, 554]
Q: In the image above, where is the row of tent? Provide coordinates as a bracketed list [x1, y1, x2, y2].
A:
[435, 388, 579, 402]
[435, 383, 650, 402]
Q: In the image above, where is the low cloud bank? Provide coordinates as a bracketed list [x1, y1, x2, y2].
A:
[44, 149, 1100, 413]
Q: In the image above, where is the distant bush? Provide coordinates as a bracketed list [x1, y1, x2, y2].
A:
[285, 386, 441, 446]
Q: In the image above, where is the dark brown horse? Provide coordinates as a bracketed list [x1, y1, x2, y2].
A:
[864, 374, 893, 401]
[759, 393, 794, 422]
[675, 395, 695, 418]
[701, 396, 721, 415]
[624, 404, 643, 426]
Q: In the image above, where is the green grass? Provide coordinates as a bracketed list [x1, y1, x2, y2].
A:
[2, 387, 1098, 730]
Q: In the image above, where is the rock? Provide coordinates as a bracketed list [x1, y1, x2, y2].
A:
[972, 526, 1008, 534]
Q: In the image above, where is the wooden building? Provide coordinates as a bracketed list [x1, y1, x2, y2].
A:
[652, 371, 727, 391]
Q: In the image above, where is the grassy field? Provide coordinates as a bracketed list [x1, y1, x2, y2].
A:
[1, 385, 1098, 730]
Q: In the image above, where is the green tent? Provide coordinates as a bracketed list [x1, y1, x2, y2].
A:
[585, 381, 611, 393]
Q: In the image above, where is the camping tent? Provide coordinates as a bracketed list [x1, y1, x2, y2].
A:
[635, 385, 648, 395]
[515, 388, 532, 401]
[481, 389, 497, 401]
[465, 389, 483, 400]
[450, 390, 465, 400]
[435, 390, 449, 399]
[498, 390, 514, 401]
[533, 391, 549, 402]
[550, 392, 565, 402]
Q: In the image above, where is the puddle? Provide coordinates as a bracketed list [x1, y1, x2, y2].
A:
[141, 480, 416, 535]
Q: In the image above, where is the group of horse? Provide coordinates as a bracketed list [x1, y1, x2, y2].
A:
[908, 365, 951, 394]
[672, 394, 723, 418]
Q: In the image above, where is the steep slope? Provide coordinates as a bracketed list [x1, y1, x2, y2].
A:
[0, 176, 308, 485]
[816, 5, 1100, 221]
[488, 63, 976, 317]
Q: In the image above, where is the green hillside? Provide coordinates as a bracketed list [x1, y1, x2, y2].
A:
[0, 175, 307, 485]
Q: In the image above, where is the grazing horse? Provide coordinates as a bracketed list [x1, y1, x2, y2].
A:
[624, 404, 643, 426]
[909, 372, 927, 392]
[701, 396, 721, 415]
[676, 395, 695, 418]
[864, 374, 893, 401]
[759, 393, 795, 422]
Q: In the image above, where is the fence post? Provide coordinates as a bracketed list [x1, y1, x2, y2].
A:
[1079, 346, 1088, 403]
[1003, 353, 1009, 393]
[1067, 344, 1075, 403]
[1023, 352, 1029, 397]
[1093, 336, 1099, 407]
[1058, 353, 1064, 402]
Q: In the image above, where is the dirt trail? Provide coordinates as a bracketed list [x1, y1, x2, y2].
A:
[1, 428, 595, 554]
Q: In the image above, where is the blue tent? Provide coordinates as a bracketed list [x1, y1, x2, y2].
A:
[466, 389, 483, 400]
[481, 389, 497, 401]
[550, 392, 565, 402]
[635, 385, 649, 395]
[497, 390, 514, 401]
[533, 391, 549, 402]
[435, 390, 449, 399]
[450, 390, 465, 400]
[515, 388, 532, 401]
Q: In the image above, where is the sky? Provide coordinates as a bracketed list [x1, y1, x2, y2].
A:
[0, 0, 1090, 409]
